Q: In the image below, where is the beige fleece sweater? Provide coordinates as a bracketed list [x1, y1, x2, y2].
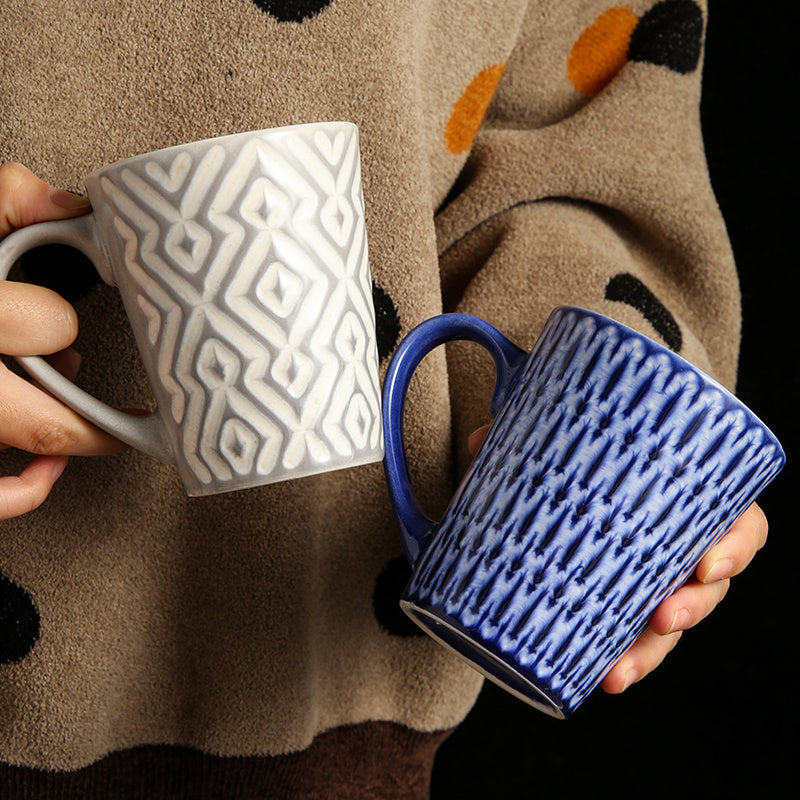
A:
[1, 1, 739, 797]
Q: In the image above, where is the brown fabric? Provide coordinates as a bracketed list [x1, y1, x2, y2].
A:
[1, 0, 488, 770]
[2, 0, 739, 785]
[439, 0, 738, 471]
[0, 721, 451, 799]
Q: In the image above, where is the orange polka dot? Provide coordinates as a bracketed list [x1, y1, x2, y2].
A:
[568, 7, 639, 95]
[444, 62, 506, 155]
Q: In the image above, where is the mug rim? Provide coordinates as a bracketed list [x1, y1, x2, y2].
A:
[551, 305, 785, 462]
[84, 120, 358, 181]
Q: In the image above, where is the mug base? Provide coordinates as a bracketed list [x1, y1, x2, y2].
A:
[182, 448, 384, 496]
[400, 600, 565, 719]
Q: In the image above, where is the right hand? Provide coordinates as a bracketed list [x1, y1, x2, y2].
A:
[0, 162, 126, 520]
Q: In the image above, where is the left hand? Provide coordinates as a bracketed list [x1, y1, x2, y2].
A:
[466, 425, 770, 694]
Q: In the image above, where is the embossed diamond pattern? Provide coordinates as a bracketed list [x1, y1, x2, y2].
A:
[97, 125, 381, 491]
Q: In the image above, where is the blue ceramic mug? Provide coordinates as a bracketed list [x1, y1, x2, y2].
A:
[382, 307, 785, 718]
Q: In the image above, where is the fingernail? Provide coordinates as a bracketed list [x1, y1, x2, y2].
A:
[667, 607, 691, 634]
[51, 458, 68, 482]
[50, 188, 90, 212]
[703, 557, 734, 584]
[621, 667, 639, 691]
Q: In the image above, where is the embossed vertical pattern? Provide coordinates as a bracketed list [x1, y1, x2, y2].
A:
[92, 124, 382, 493]
[403, 308, 784, 716]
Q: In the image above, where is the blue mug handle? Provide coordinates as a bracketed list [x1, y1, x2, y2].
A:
[382, 313, 528, 565]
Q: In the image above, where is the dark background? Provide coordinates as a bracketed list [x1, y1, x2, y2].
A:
[432, 3, 796, 796]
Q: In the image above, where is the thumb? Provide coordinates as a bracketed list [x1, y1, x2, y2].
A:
[0, 162, 90, 238]
[467, 424, 491, 458]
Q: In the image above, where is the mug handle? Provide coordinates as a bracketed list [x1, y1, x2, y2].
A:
[0, 217, 172, 462]
[382, 313, 528, 565]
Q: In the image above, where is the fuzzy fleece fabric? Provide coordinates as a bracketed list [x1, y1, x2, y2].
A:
[1, 1, 739, 797]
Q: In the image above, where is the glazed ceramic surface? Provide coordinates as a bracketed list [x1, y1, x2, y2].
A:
[0, 122, 383, 495]
[382, 308, 784, 717]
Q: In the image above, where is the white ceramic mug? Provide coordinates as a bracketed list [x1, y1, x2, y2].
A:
[0, 122, 384, 495]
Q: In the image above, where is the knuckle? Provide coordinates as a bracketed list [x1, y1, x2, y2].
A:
[25, 418, 79, 455]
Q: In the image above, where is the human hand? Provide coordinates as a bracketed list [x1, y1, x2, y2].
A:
[599, 501, 768, 693]
[1, 162, 125, 520]
[466, 424, 769, 694]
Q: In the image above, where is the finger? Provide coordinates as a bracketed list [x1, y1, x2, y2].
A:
[0, 366, 125, 456]
[695, 502, 768, 585]
[600, 627, 683, 694]
[0, 349, 82, 453]
[0, 281, 79, 355]
[0, 162, 90, 237]
[0, 454, 68, 520]
[467, 424, 491, 457]
[647, 576, 731, 636]
[43, 347, 81, 382]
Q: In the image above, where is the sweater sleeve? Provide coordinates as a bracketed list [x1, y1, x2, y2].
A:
[434, 0, 740, 471]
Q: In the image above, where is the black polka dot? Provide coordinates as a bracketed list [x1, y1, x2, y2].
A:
[251, 0, 333, 23]
[628, 0, 704, 74]
[605, 272, 682, 352]
[20, 244, 101, 305]
[373, 556, 425, 637]
[372, 281, 401, 363]
[0, 573, 40, 664]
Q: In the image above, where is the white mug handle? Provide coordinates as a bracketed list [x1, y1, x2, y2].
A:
[0, 216, 172, 462]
